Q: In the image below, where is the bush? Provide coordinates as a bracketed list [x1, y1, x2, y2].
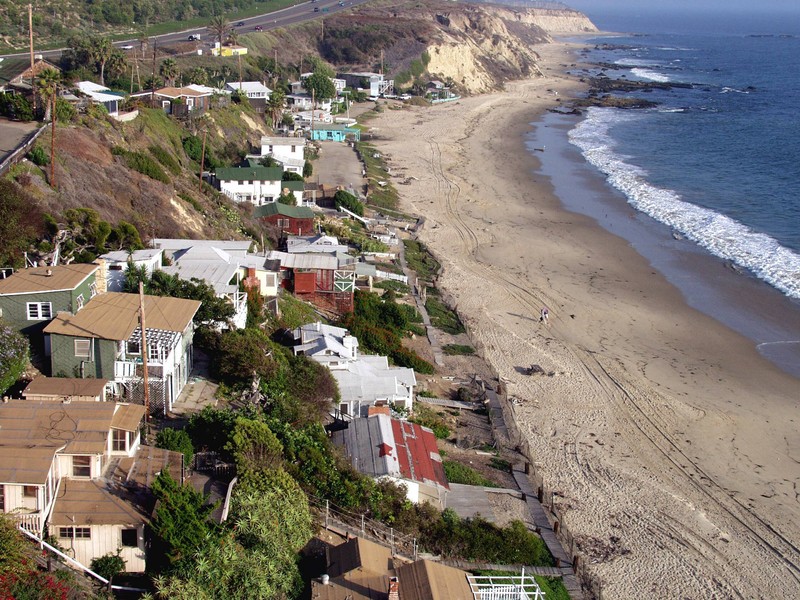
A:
[27, 145, 49, 166]
[0, 322, 29, 395]
[90, 550, 125, 581]
[334, 190, 364, 216]
[442, 461, 498, 487]
[124, 150, 170, 183]
[443, 344, 475, 355]
[155, 428, 194, 466]
[149, 144, 182, 175]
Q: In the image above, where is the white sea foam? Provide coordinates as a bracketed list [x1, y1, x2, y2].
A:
[630, 68, 671, 82]
[568, 108, 800, 298]
[615, 58, 662, 67]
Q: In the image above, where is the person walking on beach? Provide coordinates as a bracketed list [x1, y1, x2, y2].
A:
[540, 307, 549, 324]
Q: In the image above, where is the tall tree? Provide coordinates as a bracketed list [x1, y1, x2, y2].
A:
[207, 15, 230, 50]
[305, 69, 336, 105]
[265, 88, 285, 129]
[160, 58, 178, 87]
[36, 68, 61, 187]
[90, 36, 114, 86]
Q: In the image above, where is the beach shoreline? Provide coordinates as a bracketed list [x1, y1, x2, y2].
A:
[369, 40, 800, 599]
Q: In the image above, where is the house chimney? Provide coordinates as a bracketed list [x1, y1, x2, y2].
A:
[388, 577, 399, 600]
[320, 574, 330, 585]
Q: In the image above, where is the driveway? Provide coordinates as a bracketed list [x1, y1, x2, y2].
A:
[311, 140, 366, 195]
[0, 118, 39, 166]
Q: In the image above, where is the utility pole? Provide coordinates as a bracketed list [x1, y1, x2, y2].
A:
[49, 92, 56, 189]
[138, 281, 150, 431]
[29, 4, 35, 113]
[199, 129, 207, 193]
[151, 41, 157, 106]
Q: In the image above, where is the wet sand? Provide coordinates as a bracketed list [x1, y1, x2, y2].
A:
[369, 41, 800, 599]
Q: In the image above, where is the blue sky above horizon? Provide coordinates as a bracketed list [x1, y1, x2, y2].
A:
[565, 0, 799, 13]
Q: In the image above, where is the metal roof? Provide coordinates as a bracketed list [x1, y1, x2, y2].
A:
[99, 249, 162, 264]
[266, 250, 338, 271]
[215, 165, 283, 182]
[44, 292, 199, 341]
[0, 263, 98, 295]
[334, 414, 448, 489]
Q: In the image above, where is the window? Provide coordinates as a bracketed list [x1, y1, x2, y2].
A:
[74, 339, 91, 358]
[109, 265, 123, 271]
[59, 527, 91, 539]
[72, 456, 91, 478]
[291, 145, 296, 153]
[0, 486, 4, 511]
[75, 294, 84, 311]
[26, 302, 52, 320]
[148, 342, 160, 362]
[126, 340, 141, 355]
[23, 486, 37, 498]
[89, 282, 98, 297]
[112, 429, 127, 452]
[121, 528, 138, 547]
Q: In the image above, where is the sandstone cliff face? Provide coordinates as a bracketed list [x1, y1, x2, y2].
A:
[423, 6, 596, 94]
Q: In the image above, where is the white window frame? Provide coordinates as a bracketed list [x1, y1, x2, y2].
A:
[76, 293, 85, 311]
[72, 456, 91, 478]
[59, 527, 91, 539]
[112, 429, 127, 452]
[74, 339, 91, 358]
[89, 282, 98, 298]
[127, 340, 141, 355]
[26, 302, 52, 320]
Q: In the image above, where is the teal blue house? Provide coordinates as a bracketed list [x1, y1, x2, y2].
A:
[309, 124, 361, 142]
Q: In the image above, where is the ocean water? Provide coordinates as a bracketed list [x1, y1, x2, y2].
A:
[567, 9, 800, 299]
[527, 7, 800, 376]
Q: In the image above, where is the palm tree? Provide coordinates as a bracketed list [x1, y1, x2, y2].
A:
[159, 59, 178, 87]
[266, 88, 285, 129]
[90, 36, 114, 86]
[207, 15, 230, 51]
[36, 68, 61, 188]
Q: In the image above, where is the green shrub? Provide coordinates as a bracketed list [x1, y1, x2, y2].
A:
[0, 322, 29, 395]
[410, 405, 450, 439]
[155, 428, 194, 466]
[443, 344, 474, 355]
[27, 146, 49, 166]
[425, 292, 465, 335]
[443, 461, 498, 487]
[334, 190, 364, 216]
[489, 457, 512, 473]
[149, 144, 182, 175]
[123, 150, 170, 184]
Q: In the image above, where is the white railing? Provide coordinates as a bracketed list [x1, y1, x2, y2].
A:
[12, 511, 44, 536]
[114, 360, 137, 379]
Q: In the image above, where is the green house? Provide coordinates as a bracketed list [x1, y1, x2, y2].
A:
[44, 292, 200, 415]
[0, 264, 99, 344]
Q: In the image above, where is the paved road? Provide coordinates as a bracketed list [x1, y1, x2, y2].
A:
[0, 0, 373, 60]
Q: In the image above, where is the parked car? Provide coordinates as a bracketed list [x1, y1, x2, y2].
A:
[188, 34, 201, 41]
[236, 21, 245, 26]
[313, 6, 319, 11]
[254, 25, 263, 31]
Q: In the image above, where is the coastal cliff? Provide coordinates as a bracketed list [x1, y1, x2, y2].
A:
[314, 2, 597, 95]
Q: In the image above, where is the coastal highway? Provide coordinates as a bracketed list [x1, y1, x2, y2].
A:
[0, 0, 372, 60]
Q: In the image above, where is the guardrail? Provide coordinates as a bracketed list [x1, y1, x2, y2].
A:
[0, 123, 48, 177]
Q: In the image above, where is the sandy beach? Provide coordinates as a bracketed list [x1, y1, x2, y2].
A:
[369, 41, 800, 599]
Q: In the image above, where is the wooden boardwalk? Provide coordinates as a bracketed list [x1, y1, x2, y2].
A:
[416, 396, 477, 410]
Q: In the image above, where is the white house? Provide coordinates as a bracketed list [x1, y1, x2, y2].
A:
[214, 164, 285, 205]
[292, 322, 416, 417]
[152, 238, 281, 316]
[98, 248, 163, 292]
[0, 399, 183, 572]
[286, 234, 350, 256]
[225, 81, 271, 99]
[75, 81, 122, 117]
[256, 136, 306, 174]
[338, 72, 394, 98]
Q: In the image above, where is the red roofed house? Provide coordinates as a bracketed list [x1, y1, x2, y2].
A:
[332, 412, 449, 510]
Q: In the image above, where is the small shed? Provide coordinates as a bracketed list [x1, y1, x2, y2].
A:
[254, 203, 315, 236]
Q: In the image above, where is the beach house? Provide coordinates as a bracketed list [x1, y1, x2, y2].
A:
[0, 398, 184, 572]
[214, 164, 287, 205]
[44, 292, 200, 415]
[332, 410, 449, 509]
[98, 248, 163, 292]
[225, 81, 272, 113]
[0, 263, 100, 344]
[256, 136, 307, 174]
[309, 123, 361, 142]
